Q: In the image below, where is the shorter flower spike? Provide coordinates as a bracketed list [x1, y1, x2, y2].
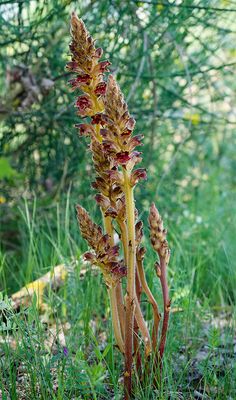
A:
[76, 204, 126, 286]
[148, 203, 170, 263]
[76, 204, 103, 248]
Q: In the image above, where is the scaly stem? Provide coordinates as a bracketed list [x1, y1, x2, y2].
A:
[123, 168, 136, 399]
[137, 257, 161, 350]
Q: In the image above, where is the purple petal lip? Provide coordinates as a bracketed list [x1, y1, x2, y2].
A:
[91, 113, 106, 125]
[115, 152, 131, 164]
[97, 60, 111, 72]
[94, 82, 107, 95]
[75, 95, 92, 111]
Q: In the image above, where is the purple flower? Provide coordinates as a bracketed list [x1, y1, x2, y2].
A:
[75, 95, 92, 115]
[63, 346, 69, 356]
[91, 113, 106, 125]
[94, 82, 107, 96]
[93, 60, 111, 74]
[115, 151, 131, 165]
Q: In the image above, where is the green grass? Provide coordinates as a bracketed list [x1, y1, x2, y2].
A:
[0, 178, 235, 399]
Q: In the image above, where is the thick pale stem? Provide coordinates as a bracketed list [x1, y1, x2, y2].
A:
[134, 296, 152, 357]
[133, 271, 142, 377]
[117, 219, 128, 266]
[117, 218, 128, 338]
[103, 214, 125, 352]
[123, 168, 136, 399]
[158, 258, 170, 360]
[109, 288, 125, 353]
[137, 257, 161, 350]
[115, 283, 125, 339]
[119, 220, 143, 374]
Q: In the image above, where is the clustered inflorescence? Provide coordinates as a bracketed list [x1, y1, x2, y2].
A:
[67, 12, 171, 399]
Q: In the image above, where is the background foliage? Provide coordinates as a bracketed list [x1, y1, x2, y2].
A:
[1, 0, 235, 303]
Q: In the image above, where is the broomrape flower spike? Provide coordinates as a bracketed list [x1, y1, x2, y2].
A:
[67, 12, 171, 399]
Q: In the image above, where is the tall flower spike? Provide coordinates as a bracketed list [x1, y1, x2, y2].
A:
[67, 14, 172, 399]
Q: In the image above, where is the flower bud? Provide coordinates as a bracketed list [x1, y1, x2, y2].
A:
[68, 74, 92, 90]
[107, 245, 120, 258]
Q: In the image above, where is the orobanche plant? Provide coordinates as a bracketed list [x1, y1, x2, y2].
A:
[67, 12, 171, 398]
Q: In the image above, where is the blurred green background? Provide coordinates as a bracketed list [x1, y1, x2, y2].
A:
[0, 0, 236, 305]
